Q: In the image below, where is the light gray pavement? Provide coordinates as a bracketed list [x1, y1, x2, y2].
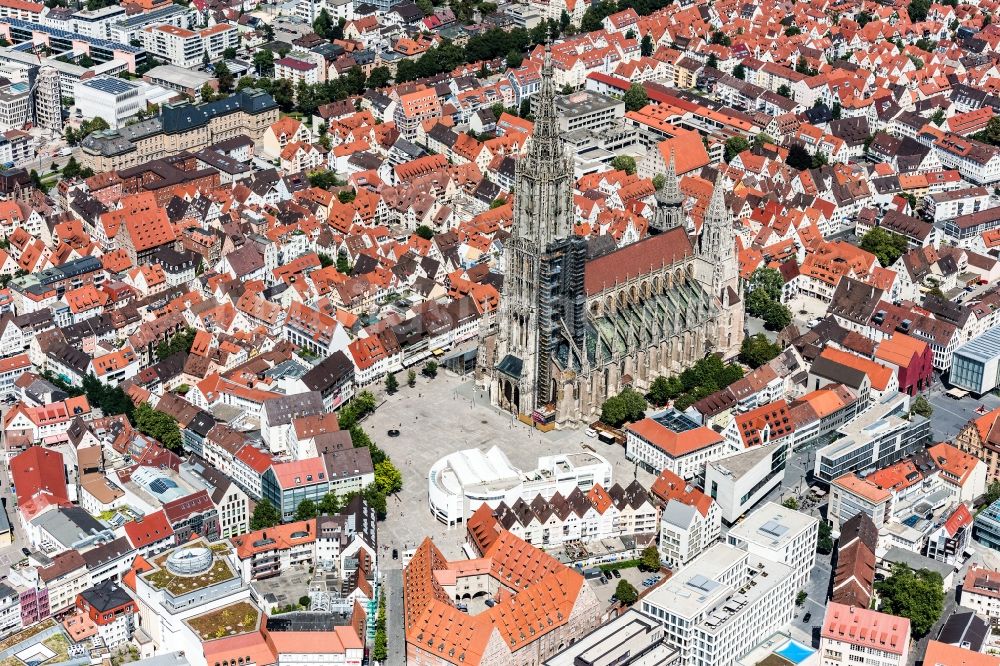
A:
[362, 372, 654, 568]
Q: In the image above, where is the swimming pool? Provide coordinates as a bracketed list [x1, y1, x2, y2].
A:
[775, 639, 815, 664]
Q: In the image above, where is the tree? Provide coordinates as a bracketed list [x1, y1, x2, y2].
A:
[724, 136, 749, 163]
[214, 60, 234, 93]
[199, 83, 218, 103]
[416, 0, 433, 15]
[385, 373, 399, 394]
[648, 376, 673, 406]
[832, 102, 842, 120]
[336, 254, 352, 275]
[623, 84, 648, 112]
[134, 403, 182, 451]
[931, 107, 946, 126]
[641, 34, 653, 57]
[251, 500, 282, 529]
[423, 360, 438, 378]
[407, 369, 417, 387]
[795, 590, 807, 605]
[298, 596, 311, 608]
[763, 301, 792, 331]
[860, 227, 909, 267]
[374, 460, 403, 497]
[313, 7, 334, 36]
[974, 116, 1000, 146]
[62, 156, 81, 179]
[786, 143, 812, 170]
[253, 49, 274, 77]
[601, 387, 646, 427]
[506, 49, 523, 68]
[857, 10, 873, 27]
[908, 0, 931, 22]
[753, 133, 776, 150]
[748, 268, 784, 302]
[776, 84, 792, 99]
[782, 497, 799, 510]
[817, 521, 833, 554]
[318, 491, 340, 515]
[710, 30, 731, 46]
[28, 170, 41, 189]
[295, 499, 318, 521]
[223, 46, 237, 59]
[875, 563, 944, 637]
[610, 155, 637, 175]
[615, 580, 639, 605]
[706, 53, 718, 70]
[640, 545, 660, 571]
[415, 224, 434, 240]
[740, 333, 782, 368]
[784, 26, 802, 36]
[911, 395, 933, 418]
[368, 66, 391, 89]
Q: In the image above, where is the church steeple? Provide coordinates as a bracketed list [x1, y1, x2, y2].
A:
[651, 149, 685, 233]
[510, 44, 574, 248]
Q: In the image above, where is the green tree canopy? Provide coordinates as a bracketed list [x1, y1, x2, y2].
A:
[910, 395, 933, 418]
[295, 499, 318, 521]
[747, 267, 784, 302]
[724, 136, 750, 163]
[385, 373, 399, 394]
[134, 403, 182, 451]
[640, 545, 660, 571]
[786, 143, 812, 170]
[415, 225, 435, 240]
[600, 387, 647, 427]
[739, 333, 782, 369]
[875, 563, 944, 637]
[860, 227, 909, 267]
[623, 84, 648, 112]
[610, 155, 637, 175]
[615, 580, 639, 605]
[250, 499, 281, 530]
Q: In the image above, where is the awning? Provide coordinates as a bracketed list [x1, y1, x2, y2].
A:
[946, 387, 969, 399]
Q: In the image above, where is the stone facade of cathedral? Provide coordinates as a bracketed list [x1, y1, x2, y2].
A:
[477, 49, 744, 427]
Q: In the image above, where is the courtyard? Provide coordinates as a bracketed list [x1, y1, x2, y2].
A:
[362, 372, 655, 567]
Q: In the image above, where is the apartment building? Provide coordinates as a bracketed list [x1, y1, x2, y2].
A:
[140, 24, 238, 69]
[639, 543, 795, 666]
[819, 603, 910, 666]
[654, 469, 721, 569]
[960, 567, 1000, 625]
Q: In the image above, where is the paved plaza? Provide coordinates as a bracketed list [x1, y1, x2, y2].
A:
[363, 371, 655, 567]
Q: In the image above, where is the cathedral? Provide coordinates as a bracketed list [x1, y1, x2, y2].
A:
[478, 48, 744, 427]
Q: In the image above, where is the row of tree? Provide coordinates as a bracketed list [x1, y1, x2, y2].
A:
[745, 268, 792, 332]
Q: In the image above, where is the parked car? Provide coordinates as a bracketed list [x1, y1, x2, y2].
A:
[612, 569, 621, 579]
[585, 428, 597, 438]
[802, 612, 811, 623]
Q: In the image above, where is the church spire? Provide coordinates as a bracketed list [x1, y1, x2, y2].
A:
[656, 149, 683, 207]
[526, 43, 562, 165]
[651, 149, 686, 233]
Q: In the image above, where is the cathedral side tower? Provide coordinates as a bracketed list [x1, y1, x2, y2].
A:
[650, 150, 686, 234]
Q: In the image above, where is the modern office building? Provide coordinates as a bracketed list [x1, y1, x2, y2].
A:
[75, 77, 143, 129]
[975, 497, 1000, 551]
[542, 610, 679, 666]
[626, 409, 728, 480]
[0, 81, 29, 131]
[704, 442, 788, 524]
[814, 392, 930, 482]
[726, 501, 819, 591]
[951, 327, 1000, 395]
[550, 90, 625, 134]
[639, 543, 796, 666]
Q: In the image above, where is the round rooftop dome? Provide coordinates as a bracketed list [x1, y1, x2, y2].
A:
[166, 546, 213, 576]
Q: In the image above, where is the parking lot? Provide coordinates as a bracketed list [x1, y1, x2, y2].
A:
[363, 372, 655, 568]
[924, 376, 1000, 442]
